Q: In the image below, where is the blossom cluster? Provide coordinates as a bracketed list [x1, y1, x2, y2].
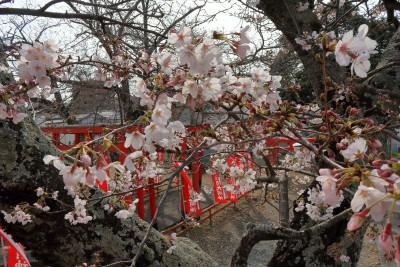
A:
[295, 24, 377, 78]
[1, 206, 32, 225]
[335, 25, 377, 78]
[0, 41, 59, 124]
[115, 199, 140, 220]
[296, 185, 344, 221]
[64, 197, 93, 225]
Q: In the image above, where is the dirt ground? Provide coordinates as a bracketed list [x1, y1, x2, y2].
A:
[182, 189, 380, 267]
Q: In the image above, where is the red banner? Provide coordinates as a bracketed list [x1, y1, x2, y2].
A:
[212, 171, 227, 203]
[226, 177, 238, 202]
[179, 165, 202, 217]
[235, 155, 247, 196]
[0, 228, 31, 267]
[226, 155, 239, 202]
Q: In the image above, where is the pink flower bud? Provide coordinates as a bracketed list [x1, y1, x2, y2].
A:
[379, 223, 393, 253]
[81, 153, 92, 166]
[349, 107, 360, 116]
[370, 139, 382, 148]
[372, 159, 385, 168]
[347, 209, 368, 231]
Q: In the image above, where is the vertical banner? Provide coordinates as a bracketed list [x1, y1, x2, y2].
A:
[7, 243, 30, 267]
[235, 155, 247, 196]
[226, 178, 238, 203]
[226, 155, 239, 202]
[212, 171, 227, 203]
[0, 229, 31, 267]
[245, 153, 254, 169]
[179, 165, 202, 217]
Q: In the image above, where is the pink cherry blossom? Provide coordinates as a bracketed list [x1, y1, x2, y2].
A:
[28, 60, 47, 78]
[239, 25, 251, 44]
[298, 2, 309, 11]
[18, 63, 33, 83]
[144, 122, 168, 143]
[90, 166, 109, 182]
[152, 104, 172, 126]
[340, 137, 367, 162]
[251, 67, 271, 82]
[351, 54, 371, 78]
[178, 45, 197, 66]
[158, 52, 177, 75]
[351, 185, 386, 222]
[81, 152, 92, 166]
[124, 131, 145, 150]
[316, 169, 341, 206]
[168, 27, 192, 47]
[182, 80, 198, 98]
[200, 78, 221, 101]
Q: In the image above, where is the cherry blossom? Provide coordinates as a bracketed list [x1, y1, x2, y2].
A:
[339, 255, 350, 263]
[347, 209, 368, 231]
[152, 104, 172, 126]
[125, 131, 146, 150]
[200, 78, 221, 101]
[182, 80, 198, 98]
[340, 137, 367, 162]
[316, 169, 341, 206]
[123, 151, 143, 171]
[64, 197, 93, 225]
[168, 27, 192, 47]
[158, 52, 177, 75]
[351, 185, 386, 222]
[167, 233, 177, 254]
[115, 199, 139, 220]
[334, 24, 376, 77]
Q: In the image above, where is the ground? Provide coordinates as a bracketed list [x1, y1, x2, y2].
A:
[182, 189, 381, 267]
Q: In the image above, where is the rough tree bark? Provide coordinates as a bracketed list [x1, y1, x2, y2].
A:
[0, 118, 218, 266]
[267, 185, 362, 267]
[242, 1, 400, 266]
[257, 0, 346, 95]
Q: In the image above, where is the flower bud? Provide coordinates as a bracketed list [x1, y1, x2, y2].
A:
[379, 222, 393, 252]
[349, 107, 360, 116]
[81, 152, 92, 166]
[372, 159, 385, 168]
[347, 209, 369, 231]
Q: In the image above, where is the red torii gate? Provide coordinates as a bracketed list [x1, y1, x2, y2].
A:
[41, 125, 313, 223]
[0, 126, 315, 266]
[41, 125, 207, 223]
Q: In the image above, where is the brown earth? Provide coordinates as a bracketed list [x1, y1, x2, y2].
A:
[180, 188, 380, 267]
